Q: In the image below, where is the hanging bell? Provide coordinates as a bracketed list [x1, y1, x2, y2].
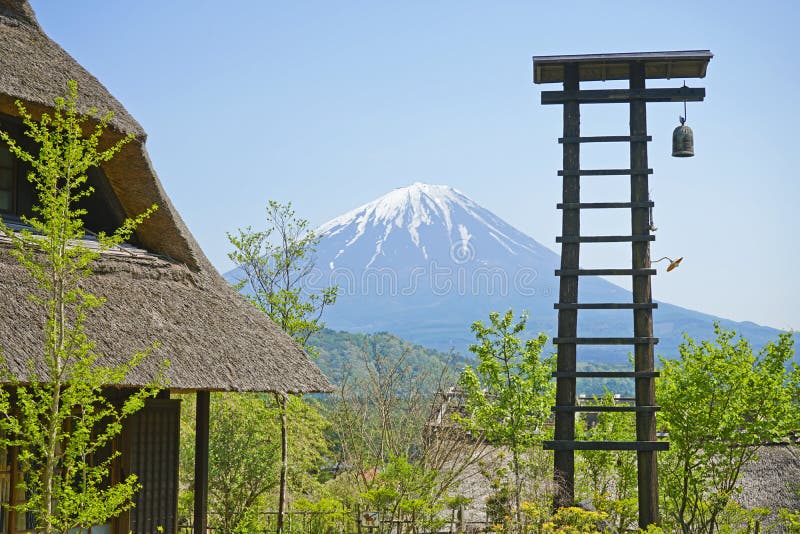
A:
[672, 116, 694, 157]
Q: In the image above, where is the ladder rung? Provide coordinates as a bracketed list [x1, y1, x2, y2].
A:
[552, 405, 660, 413]
[558, 201, 654, 209]
[559, 136, 652, 144]
[554, 303, 658, 310]
[557, 235, 655, 243]
[556, 269, 656, 276]
[554, 337, 659, 345]
[544, 440, 669, 452]
[558, 168, 653, 176]
[552, 371, 660, 378]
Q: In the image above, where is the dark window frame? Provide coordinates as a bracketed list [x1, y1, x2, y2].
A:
[0, 143, 17, 216]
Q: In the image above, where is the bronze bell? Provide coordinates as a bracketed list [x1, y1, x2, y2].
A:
[672, 116, 694, 157]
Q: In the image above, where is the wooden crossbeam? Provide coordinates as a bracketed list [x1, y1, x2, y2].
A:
[555, 269, 656, 276]
[552, 405, 661, 413]
[553, 337, 659, 345]
[557, 235, 655, 243]
[559, 135, 652, 144]
[552, 371, 660, 378]
[544, 441, 669, 451]
[557, 201, 654, 209]
[542, 87, 705, 105]
[554, 303, 658, 310]
[558, 168, 653, 176]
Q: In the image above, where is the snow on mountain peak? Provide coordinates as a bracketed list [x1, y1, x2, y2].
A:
[317, 182, 473, 239]
[316, 182, 553, 270]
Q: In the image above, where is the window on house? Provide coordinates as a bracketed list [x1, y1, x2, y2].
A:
[0, 421, 116, 533]
[0, 144, 14, 214]
[0, 115, 130, 243]
[0, 443, 35, 533]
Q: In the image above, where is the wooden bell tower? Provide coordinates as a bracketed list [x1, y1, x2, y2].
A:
[532, 50, 712, 528]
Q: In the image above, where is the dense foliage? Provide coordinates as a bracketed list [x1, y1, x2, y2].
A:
[314, 330, 634, 399]
[184, 320, 800, 533]
[457, 310, 555, 529]
[575, 392, 638, 531]
[326, 338, 491, 533]
[179, 393, 329, 533]
[658, 326, 799, 533]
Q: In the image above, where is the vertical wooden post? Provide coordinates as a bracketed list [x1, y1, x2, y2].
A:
[194, 391, 210, 534]
[276, 392, 288, 534]
[553, 62, 580, 510]
[629, 61, 659, 528]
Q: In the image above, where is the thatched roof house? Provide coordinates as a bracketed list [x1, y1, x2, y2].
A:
[0, 0, 330, 395]
[0, 1, 331, 532]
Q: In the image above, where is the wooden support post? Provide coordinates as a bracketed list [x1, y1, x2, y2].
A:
[629, 61, 660, 529]
[194, 391, 210, 534]
[553, 62, 580, 510]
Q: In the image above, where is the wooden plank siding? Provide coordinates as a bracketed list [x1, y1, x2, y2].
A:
[125, 398, 181, 534]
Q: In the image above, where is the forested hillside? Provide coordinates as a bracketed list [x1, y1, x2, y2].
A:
[309, 328, 471, 391]
[310, 328, 637, 397]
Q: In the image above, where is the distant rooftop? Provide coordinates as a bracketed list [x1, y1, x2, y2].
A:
[532, 50, 713, 84]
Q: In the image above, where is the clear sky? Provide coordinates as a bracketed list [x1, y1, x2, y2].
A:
[30, 0, 798, 332]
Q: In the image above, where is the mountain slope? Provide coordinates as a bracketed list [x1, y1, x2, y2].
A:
[227, 183, 785, 363]
[309, 328, 470, 391]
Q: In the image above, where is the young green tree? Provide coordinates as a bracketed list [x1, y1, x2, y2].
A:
[227, 200, 337, 349]
[227, 200, 337, 533]
[658, 325, 799, 534]
[457, 309, 555, 530]
[0, 81, 159, 534]
[575, 391, 638, 532]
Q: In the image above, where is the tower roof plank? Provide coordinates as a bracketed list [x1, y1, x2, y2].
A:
[533, 50, 713, 84]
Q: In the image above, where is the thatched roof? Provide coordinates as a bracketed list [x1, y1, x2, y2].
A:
[737, 444, 800, 513]
[0, 242, 330, 393]
[0, 0, 199, 269]
[0, 0, 143, 137]
[0, 1, 332, 393]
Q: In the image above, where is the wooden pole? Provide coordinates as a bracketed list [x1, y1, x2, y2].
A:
[194, 391, 210, 534]
[276, 393, 288, 534]
[629, 61, 660, 528]
[553, 62, 580, 510]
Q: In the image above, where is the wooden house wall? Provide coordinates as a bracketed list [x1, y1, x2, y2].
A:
[121, 398, 181, 534]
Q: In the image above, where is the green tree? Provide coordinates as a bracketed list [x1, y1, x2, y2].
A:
[179, 393, 330, 533]
[575, 391, 638, 531]
[0, 81, 159, 534]
[181, 393, 279, 533]
[328, 341, 488, 533]
[227, 200, 337, 533]
[658, 325, 799, 534]
[227, 200, 337, 349]
[457, 309, 555, 530]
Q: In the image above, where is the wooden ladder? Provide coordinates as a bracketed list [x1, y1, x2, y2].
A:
[541, 62, 673, 522]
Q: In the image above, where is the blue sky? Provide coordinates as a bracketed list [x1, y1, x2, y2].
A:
[31, 1, 798, 331]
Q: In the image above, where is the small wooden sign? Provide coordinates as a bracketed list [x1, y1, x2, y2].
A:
[361, 511, 379, 528]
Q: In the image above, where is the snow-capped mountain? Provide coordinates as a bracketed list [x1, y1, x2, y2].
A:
[316, 182, 556, 271]
[226, 183, 784, 362]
